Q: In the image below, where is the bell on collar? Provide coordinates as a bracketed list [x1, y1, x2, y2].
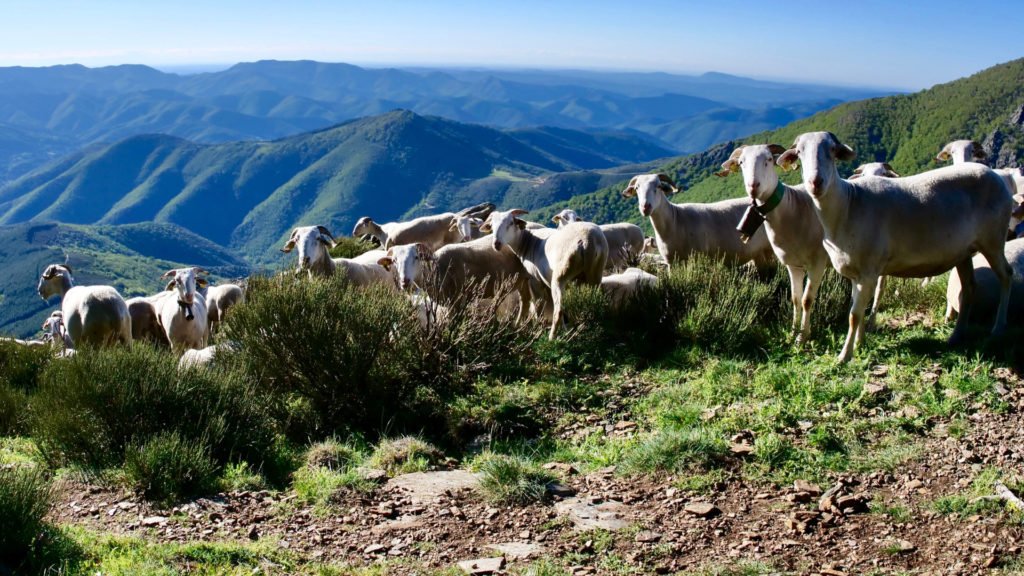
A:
[736, 201, 766, 244]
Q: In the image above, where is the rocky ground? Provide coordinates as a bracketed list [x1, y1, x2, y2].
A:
[49, 375, 1024, 576]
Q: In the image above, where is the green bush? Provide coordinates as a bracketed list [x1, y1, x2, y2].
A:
[304, 439, 360, 471]
[0, 341, 51, 436]
[123, 432, 219, 503]
[31, 345, 277, 476]
[0, 466, 54, 567]
[477, 454, 555, 505]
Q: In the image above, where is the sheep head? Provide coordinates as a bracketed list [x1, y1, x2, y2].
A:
[481, 209, 529, 252]
[778, 132, 855, 197]
[936, 140, 987, 164]
[623, 174, 681, 218]
[378, 243, 433, 291]
[37, 264, 73, 301]
[551, 209, 581, 227]
[161, 267, 206, 321]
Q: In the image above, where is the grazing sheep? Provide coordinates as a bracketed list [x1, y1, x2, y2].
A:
[850, 162, 900, 179]
[377, 239, 533, 322]
[203, 283, 245, 332]
[481, 209, 608, 339]
[151, 267, 210, 352]
[177, 342, 236, 370]
[126, 296, 169, 347]
[37, 264, 131, 347]
[552, 209, 643, 271]
[622, 174, 774, 269]
[601, 267, 658, 310]
[777, 131, 1012, 362]
[946, 238, 1024, 323]
[281, 225, 393, 288]
[936, 140, 987, 164]
[352, 202, 496, 250]
[717, 145, 891, 340]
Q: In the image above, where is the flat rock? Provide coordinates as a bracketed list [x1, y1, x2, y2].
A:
[555, 497, 630, 532]
[386, 470, 480, 502]
[684, 502, 720, 518]
[486, 542, 542, 560]
[794, 479, 822, 496]
[457, 556, 505, 574]
[546, 481, 577, 497]
[635, 530, 662, 543]
[140, 516, 168, 527]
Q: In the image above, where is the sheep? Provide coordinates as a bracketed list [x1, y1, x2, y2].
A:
[377, 238, 533, 322]
[480, 209, 608, 339]
[203, 283, 245, 332]
[40, 311, 76, 357]
[717, 145, 893, 341]
[552, 209, 644, 271]
[946, 238, 1024, 324]
[281, 225, 393, 288]
[601, 268, 658, 310]
[125, 296, 169, 347]
[451, 215, 485, 242]
[177, 342, 237, 370]
[621, 174, 775, 269]
[37, 264, 131, 347]
[777, 131, 1012, 362]
[936, 140, 987, 164]
[850, 162, 900, 179]
[151, 267, 210, 352]
[352, 202, 496, 250]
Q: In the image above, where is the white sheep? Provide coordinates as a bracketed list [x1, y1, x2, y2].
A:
[946, 238, 1024, 323]
[622, 174, 775, 269]
[352, 202, 496, 250]
[849, 162, 900, 179]
[40, 310, 76, 356]
[451, 215, 485, 242]
[717, 145, 892, 340]
[377, 239, 533, 322]
[481, 209, 608, 339]
[151, 267, 210, 352]
[177, 342, 237, 370]
[281, 225, 393, 288]
[936, 140, 987, 164]
[125, 296, 170, 347]
[777, 131, 1013, 362]
[601, 267, 658, 310]
[203, 283, 245, 332]
[37, 264, 131, 347]
[552, 209, 644, 271]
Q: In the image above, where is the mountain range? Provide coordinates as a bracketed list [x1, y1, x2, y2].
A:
[0, 60, 891, 185]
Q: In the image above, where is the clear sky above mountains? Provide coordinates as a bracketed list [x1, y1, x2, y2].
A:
[1, 0, 1019, 89]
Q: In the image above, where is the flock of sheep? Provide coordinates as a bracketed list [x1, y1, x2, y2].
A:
[6, 132, 1024, 366]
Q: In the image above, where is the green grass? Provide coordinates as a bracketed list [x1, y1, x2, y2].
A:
[476, 453, 556, 505]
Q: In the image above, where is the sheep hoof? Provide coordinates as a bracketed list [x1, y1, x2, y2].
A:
[948, 331, 967, 347]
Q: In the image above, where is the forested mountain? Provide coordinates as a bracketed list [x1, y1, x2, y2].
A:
[532, 58, 1024, 225]
[0, 61, 889, 184]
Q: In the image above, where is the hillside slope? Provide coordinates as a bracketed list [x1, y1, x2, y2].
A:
[0, 221, 249, 337]
[534, 58, 1024, 226]
[0, 111, 672, 263]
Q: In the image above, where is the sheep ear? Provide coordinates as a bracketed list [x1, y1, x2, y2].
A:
[767, 144, 787, 158]
[621, 176, 639, 198]
[936, 145, 952, 162]
[377, 257, 393, 271]
[657, 173, 679, 194]
[196, 278, 209, 288]
[777, 149, 801, 171]
[827, 133, 855, 162]
[716, 147, 744, 177]
[479, 219, 493, 233]
[510, 209, 529, 217]
[161, 270, 176, 279]
[514, 218, 527, 230]
[551, 215, 561, 223]
[848, 173, 862, 180]
[165, 280, 176, 291]
[883, 163, 900, 177]
[470, 218, 482, 228]
[316, 226, 337, 247]
[971, 141, 987, 160]
[193, 267, 209, 275]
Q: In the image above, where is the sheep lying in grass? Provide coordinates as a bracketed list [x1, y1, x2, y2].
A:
[601, 268, 657, 310]
[151, 267, 210, 352]
[37, 264, 131, 347]
[552, 209, 644, 271]
[622, 174, 774, 269]
[778, 131, 1012, 362]
[481, 209, 608, 339]
[282, 225, 393, 288]
[946, 238, 1024, 324]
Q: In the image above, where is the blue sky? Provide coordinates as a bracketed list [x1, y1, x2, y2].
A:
[1, 0, 1019, 89]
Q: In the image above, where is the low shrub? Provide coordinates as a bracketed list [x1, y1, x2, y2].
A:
[329, 236, 378, 259]
[304, 438, 360, 471]
[621, 427, 728, 474]
[31, 345, 277, 476]
[123, 432, 219, 503]
[0, 466, 54, 567]
[370, 436, 443, 476]
[477, 454, 555, 505]
[0, 341, 51, 435]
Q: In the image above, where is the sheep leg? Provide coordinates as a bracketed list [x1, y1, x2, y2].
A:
[549, 279, 567, 340]
[838, 278, 873, 363]
[785, 265, 806, 337]
[949, 258, 975, 346]
[866, 275, 886, 331]
[800, 264, 826, 342]
[979, 246, 1013, 336]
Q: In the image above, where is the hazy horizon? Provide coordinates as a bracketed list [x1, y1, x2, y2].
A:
[2, 0, 1019, 91]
